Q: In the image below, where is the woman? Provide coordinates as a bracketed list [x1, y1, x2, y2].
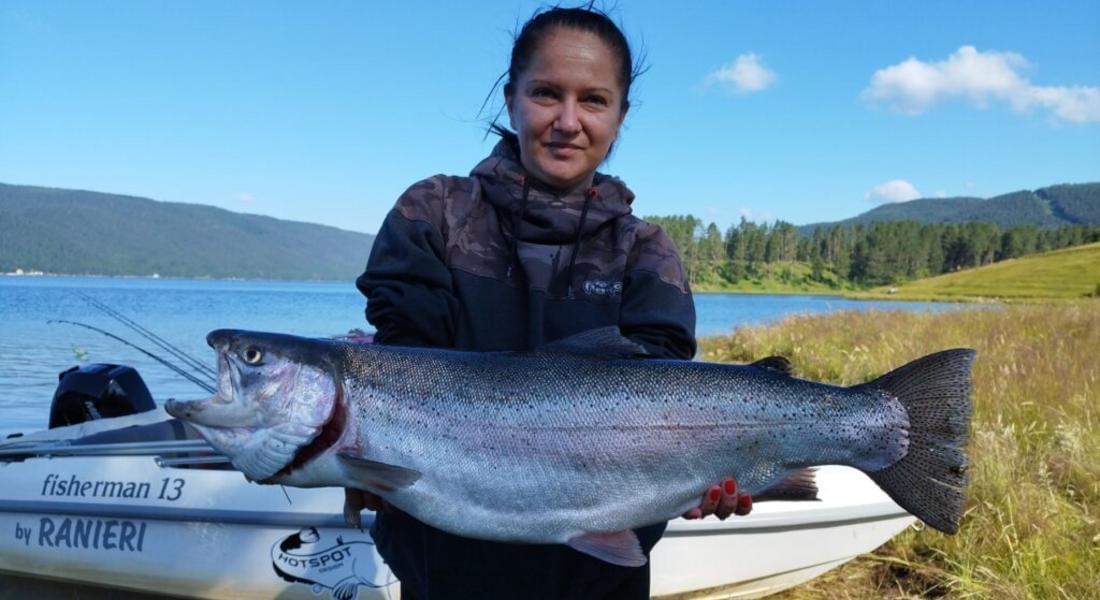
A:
[354, 7, 750, 599]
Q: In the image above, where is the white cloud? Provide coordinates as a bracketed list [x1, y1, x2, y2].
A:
[708, 53, 777, 94]
[866, 180, 922, 204]
[237, 192, 255, 204]
[862, 46, 1100, 124]
[1026, 85, 1100, 123]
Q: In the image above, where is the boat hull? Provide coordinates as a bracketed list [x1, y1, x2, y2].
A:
[0, 454, 397, 599]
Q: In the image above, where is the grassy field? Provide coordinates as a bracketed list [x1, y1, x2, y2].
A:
[699, 303, 1099, 599]
[693, 261, 856, 295]
[856, 242, 1100, 302]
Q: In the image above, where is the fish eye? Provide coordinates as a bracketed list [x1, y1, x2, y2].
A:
[241, 346, 264, 365]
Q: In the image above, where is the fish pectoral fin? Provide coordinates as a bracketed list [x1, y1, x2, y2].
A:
[750, 355, 794, 375]
[567, 530, 647, 567]
[337, 454, 422, 492]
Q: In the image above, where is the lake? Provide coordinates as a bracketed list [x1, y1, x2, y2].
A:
[0, 276, 967, 436]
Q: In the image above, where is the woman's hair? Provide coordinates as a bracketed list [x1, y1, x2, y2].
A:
[488, 4, 645, 150]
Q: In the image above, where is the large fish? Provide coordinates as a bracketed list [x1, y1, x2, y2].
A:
[165, 327, 974, 567]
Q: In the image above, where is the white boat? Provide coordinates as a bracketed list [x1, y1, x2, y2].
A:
[0, 407, 915, 599]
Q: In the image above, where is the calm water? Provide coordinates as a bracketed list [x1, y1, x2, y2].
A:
[0, 276, 966, 436]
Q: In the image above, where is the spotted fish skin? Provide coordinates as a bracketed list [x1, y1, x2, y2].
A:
[166, 328, 974, 566]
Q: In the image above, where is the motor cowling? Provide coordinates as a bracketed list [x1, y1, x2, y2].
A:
[49, 363, 156, 428]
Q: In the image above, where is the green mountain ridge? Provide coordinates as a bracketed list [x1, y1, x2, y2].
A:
[3, 180, 1097, 280]
[798, 182, 1100, 234]
[0, 183, 374, 280]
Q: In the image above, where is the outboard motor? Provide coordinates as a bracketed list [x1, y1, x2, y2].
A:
[49, 363, 156, 428]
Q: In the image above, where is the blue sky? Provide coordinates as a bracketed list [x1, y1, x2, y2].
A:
[2, 1, 1098, 234]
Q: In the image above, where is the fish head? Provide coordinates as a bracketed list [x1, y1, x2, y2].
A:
[165, 329, 340, 481]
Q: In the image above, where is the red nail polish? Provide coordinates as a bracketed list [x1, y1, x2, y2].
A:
[724, 479, 736, 495]
[740, 494, 752, 509]
[709, 489, 721, 502]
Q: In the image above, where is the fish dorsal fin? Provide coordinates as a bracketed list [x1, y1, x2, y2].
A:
[751, 355, 793, 375]
[567, 530, 646, 567]
[533, 327, 649, 358]
[338, 454, 422, 492]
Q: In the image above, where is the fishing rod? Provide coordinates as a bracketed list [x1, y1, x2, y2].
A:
[76, 292, 217, 381]
[49, 320, 217, 394]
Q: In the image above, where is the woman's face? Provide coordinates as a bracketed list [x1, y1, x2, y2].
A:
[506, 28, 627, 192]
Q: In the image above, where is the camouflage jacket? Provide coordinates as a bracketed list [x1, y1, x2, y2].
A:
[357, 140, 696, 359]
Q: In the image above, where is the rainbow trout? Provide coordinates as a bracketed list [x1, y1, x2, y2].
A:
[165, 327, 974, 567]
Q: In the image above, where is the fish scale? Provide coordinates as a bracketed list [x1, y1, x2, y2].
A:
[166, 327, 974, 567]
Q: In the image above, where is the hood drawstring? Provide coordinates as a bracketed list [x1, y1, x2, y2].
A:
[565, 188, 597, 299]
[505, 176, 531, 279]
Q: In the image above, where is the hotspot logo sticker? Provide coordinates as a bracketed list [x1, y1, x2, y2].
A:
[271, 527, 394, 600]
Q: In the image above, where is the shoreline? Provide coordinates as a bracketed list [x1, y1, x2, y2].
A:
[693, 286, 1002, 303]
[0, 272, 350, 284]
[9, 273, 1078, 304]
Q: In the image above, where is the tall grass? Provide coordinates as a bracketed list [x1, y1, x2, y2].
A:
[699, 303, 1099, 599]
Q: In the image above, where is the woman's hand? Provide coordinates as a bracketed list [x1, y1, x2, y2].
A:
[343, 487, 395, 529]
[682, 477, 752, 520]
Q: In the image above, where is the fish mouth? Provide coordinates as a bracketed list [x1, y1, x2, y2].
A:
[163, 397, 189, 419]
[164, 392, 219, 421]
[164, 352, 241, 426]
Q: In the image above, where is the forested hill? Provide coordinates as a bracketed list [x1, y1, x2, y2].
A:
[799, 183, 1100, 234]
[0, 183, 374, 280]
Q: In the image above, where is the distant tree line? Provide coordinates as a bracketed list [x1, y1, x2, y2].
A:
[646, 216, 1100, 287]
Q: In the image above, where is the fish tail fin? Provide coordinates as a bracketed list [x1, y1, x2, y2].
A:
[860, 348, 976, 534]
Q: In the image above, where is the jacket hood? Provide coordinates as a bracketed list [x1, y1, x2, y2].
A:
[471, 139, 634, 245]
